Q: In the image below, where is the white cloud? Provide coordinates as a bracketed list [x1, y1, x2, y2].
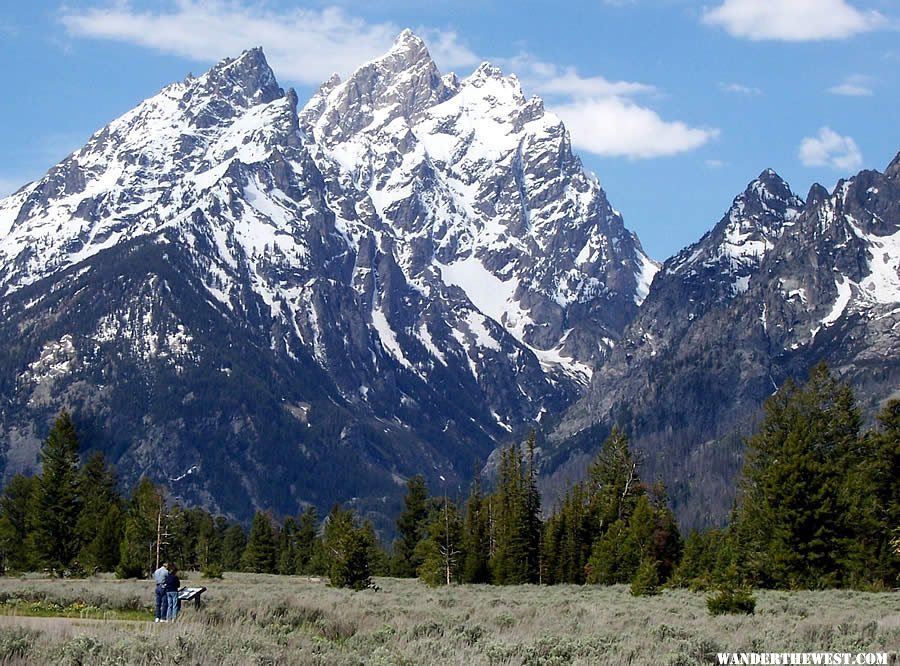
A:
[553, 98, 720, 160]
[497, 53, 717, 159]
[799, 127, 863, 170]
[415, 28, 479, 70]
[542, 71, 653, 98]
[60, 1, 478, 84]
[827, 74, 874, 96]
[501, 53, 656, 97]
[720, 82, 761, 96]
[702, 0, 885, 41]
[705, 159, 725, 169]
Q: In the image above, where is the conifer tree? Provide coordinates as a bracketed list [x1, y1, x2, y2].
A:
[295, 506, 319, 574]
[542, 504, 562, 585]
[734, 363, 861, 588]
[277, 516, 298, 575]
[491, 444, 522, 584]
[89, 505, 125, 573]
[195, 512, 223, 574]
[672, 529, 724, 589]
[414, 538, 444, 587]
[0, 475, 37, 572]
[332, 527, 372, 590]
[462, 474, 491, 583]
[417, 498, 463, 586]
[631, 556, 661, 596]
[221, 524, 247, 571]
[621, 494, 655, 576]
[323, 505, 372, 590]
[523, 434, 543, 581]
[586, 519, 629, 584]
[648, 480, 682, 581]
[242, 511, 277, 573]
[166, 505, 189, 567]
[391, 475, 429, 577]
[491, 436, 541, 584]
[543, 482, 592, 584]
[117, 478, 162, 578]
[29, 411, 83, 574]
[587, 427, 642, 530]
[76, 452, 123, 572]
[361, 519, 390, 576]
[842, 399, 900, 585]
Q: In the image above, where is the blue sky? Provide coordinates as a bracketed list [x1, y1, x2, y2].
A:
[1, 0, 898, 259]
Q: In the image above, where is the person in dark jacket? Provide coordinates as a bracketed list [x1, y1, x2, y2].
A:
[164, 565, 180, 622]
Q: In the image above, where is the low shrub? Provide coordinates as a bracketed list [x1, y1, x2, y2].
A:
[706, 587, 756, 615]
[0, 627, 38, 661]
[631, 558, 661, 597]
[201, 564, 224, 579]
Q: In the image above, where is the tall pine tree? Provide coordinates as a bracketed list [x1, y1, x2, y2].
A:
[117, 478, 162, 578]
[277, 516, 298, 575]
[76, 452, 123, 573]
[221, 524, 247, 571]
[491, 435, 541, 585]
[587, 427, 642, 530]
[462, 473, 491, 583]
[734, 363, 861, 588]
[29, 411, 83, 574]
[842, 398, 900, 586]
[0, 475, 37, 572]
[295, 506, 319, 574]
[391, 475, 429, 577]
[416, 497, 463, 586]
[323, 505, 372, 590]
[242, 511, 277, 573]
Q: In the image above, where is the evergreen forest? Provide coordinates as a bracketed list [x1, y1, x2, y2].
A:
[0, 364, 896, 594]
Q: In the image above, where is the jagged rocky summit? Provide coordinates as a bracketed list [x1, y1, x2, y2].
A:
[0, 32, 655, 524]
[549, 155, 900, 527]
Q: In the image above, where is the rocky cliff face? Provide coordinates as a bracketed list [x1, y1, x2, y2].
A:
[0, 33, 654, 524]
[551, 156, 900, 528]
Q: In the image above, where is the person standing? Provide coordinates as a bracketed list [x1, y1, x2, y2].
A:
[165, 564, 181, 623]
[152, 562, 169, 623]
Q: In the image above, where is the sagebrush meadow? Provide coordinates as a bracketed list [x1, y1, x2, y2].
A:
[0, 574, 896, 665]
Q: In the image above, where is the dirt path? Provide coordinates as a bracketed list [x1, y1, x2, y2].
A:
[0, 614, 157, 638]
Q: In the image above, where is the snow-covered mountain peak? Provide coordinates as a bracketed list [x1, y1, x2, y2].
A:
[298, 74, 342, 134]
[442, 72, 461, 93]
[726, 170, 803, 232]
[666, 171, 804, 295]
[0, 47, 297, 296]
[196, 46, 283, 108]
[748, 169, 797, 209]
[304, 30, 450, 144]
[469, 62, 510, 83]
[288, 33, 655, 382]
[806, 183, 830, 207]
[384, 27, 429, 61]
[0, 37, 661, 512]
[459, 63, 528, 107]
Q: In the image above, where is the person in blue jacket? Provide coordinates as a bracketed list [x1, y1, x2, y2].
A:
[152, 562, 169, 622]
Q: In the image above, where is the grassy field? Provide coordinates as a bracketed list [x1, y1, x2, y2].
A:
[0, 573, 895, 665]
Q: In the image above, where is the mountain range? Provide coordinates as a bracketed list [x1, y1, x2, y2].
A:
[1, 31, 897, 529]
